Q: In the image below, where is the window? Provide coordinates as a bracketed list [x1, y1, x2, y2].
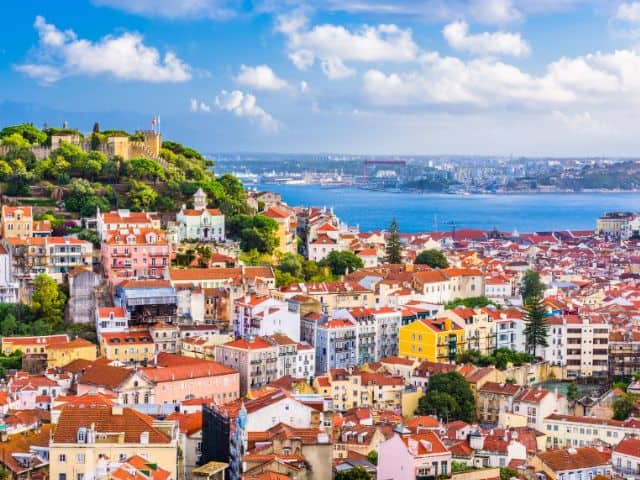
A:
[59, 475, 67, 480]
[59, 454, 66, 463]
[76, 454, 85, 464]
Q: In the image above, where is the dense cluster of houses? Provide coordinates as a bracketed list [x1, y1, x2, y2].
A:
[3, 190, 640, 480]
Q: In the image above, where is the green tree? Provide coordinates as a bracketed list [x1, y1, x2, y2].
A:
[523, 295, 548, 356]
[445, 296, 498, 309]
[1, 133, 30, 148]
[128, 180, 158, 211]
[416, 371, 476, 422]
[613, 396, 634, 420]
[90, 122, 101, 150]
[414, 249, 449, 268]
[567, 382, 579, 402]
[334, 466, 372, 480]
[30, 274, 67, 328]
[500, 467, 519, 480]
[0, 124, 47, 145]
[196, 246, 213, 267]
[520, 269, 545, 304]
[0, 313, 17, 337]
[384, 217, 402, 264]
[366, 450, 378, 466]
[278, 253, 304, 279]
[320, 250, 364, 276]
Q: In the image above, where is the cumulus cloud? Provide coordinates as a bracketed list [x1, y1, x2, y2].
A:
[235, 64, 288, 90]
[361, 48, 640, 110]
[276, 11, 418, 78]
[616, 2, 640, 23]
[443, 21, 530, 57]
[16, 16, 191, 84]
[92, 0, 235, 19]
[215, 90, 280, 132]
[552, 110, 609, 134]
[469, 0, 523, 25]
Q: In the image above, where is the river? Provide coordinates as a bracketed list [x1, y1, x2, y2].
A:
[252, 184, 640, 233]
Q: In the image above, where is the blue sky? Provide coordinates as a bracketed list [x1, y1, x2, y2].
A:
[2, 0, 640, 155]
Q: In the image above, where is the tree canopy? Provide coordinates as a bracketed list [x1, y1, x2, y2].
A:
[320, 250, 364, 276]
[521, 269, 545, 304]
[334, 466, 372, 480]
[523, 295, 548, 356]
[613, 396, 634, 420]
[445, 296, 499, 310]
[30, 274, 67, 328]
[414, 248, 449, 268]
[385, 218, 402, 264]
[416, 371, 476, 423]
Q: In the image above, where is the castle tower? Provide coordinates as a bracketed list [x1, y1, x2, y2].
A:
[141, 130, 162, 157]
[193, 188, 207, 211]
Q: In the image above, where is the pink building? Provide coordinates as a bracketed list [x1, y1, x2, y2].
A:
[101, 227, 170, 285]
[378, 431, 452, 480]
[140, 353, 240, 406]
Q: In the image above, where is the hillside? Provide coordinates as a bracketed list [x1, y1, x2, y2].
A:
[0, 123, 251, 218]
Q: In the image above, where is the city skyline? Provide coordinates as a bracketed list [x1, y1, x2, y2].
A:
[3, 1, 640, 156]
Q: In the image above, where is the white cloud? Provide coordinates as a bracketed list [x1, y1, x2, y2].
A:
[276, 12, 418, 78]
[321, 57, 356, 79]
[199, 102, 211, 112]
[190, 98, 199, 112]
[17, 16, 191, 84]
[616, 2, 640, 23]
[299, 80, 309, 93]
[551, 110, 609, 134]
[92, 0, 235, 19]
[443, 21, 530, 57]
[236, 64, 288, 90]
[215, 90, 280, 132]
[362, 48, 640, 110]
[189, 99, 212, 112]
[470, 0, 523, 25]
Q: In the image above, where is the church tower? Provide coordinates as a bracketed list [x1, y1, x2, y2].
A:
[193, 188, 207, 211]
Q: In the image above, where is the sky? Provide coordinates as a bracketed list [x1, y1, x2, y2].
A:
[3, 0, 640, 156]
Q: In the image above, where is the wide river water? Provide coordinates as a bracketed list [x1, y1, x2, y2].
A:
[253, 184, 640, 233]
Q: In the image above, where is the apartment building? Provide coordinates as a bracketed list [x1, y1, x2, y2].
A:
[267, 334, 315, 380]
[609, 330, 640, 377]
[96, 208, 155, 240]
[101, 228, 170, 285]
[612, 438, 640, 480]
[438, 307, 497, 356]
[215, 336, 279, 395]
[234, 294, 300, 341]
[261, 206, 297, 254]
[398, 317, 466, 363]
[545, 315, 609, 378]
[513, 388, 568, 432]
[0, 244, 18, 303]
[5, 236, 93, 283]
[533, 447, 611, 480]
[338, 307, 401, 364]
[495, 310, 526, 353]
[314, 319, 358, 374]
[544, 413, 640, 449]
[1, 205, 32, 240]
[49, 402, 178, 480]
[314, 368, 404, 411]
[99, 329, 155, 364]
[477, 382, 522, 424]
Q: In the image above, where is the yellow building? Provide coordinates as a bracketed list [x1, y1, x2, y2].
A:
[47, 338, 97, 368]
[2, 334, 70, 356]
[50, 402, 178, 480]
[314, 370, 405, 412]
[1, 205, 33, 240]
[399, 317, 465, 363]
[99, 329, 155, 363]
[261, 206, 297, 254]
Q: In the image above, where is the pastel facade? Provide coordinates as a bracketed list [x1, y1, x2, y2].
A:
[1, 205, 32, 240]
[96, 209, 156, 241]
[175, 189, 225, 242]
[101, 228, 170, 285]
[47, 338, 97, 368]
[398, 317, 466, 363]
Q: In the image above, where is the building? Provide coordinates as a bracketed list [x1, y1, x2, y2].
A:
[0, 244, 18, 303]
[234, 294, 300, 341]
[513, 388, 568, 432]
[68, 268, 101, 323]
[99, 329, 155, 364]
[438, 307, 496, 356]
[339, 307, 401, 364]
[261, 206, 297, 254]
[544, 413, 640, 449]
[175, 189, 225, 242]
[96, 306, 130, 334]
[477, 382, 522, 425]
[544, 315, 609, 378]
[495, 310, 526, 353]
[314, 319, 358, 374]
[612, 437, 640, 479]
[596, 212, 638, 239]
[378, 431, 452, 480]
[215, 337, 280, 396]
[96, 208, 155, 241]
[609, 330, 640, 378]
[313, 368, 404, 411]
[2, 334, 70, 356]
[101, 228, 170, 285]
[1, 205, 32, 240]
[114, 280, 177, 327]
[49, 401, 178, 480]
[47, 338, 97, 368]
[268, 335, 316, 381]
[533, 447, 611, 480]
[398, 317, 465, 363]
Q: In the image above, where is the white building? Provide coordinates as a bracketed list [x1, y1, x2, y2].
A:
[495, 310, 526, 353]
[175, 189, 225, 242]
[0, 244, 18, 303]
[96, 306, 129, 334]
[234, 294, 300, 342]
